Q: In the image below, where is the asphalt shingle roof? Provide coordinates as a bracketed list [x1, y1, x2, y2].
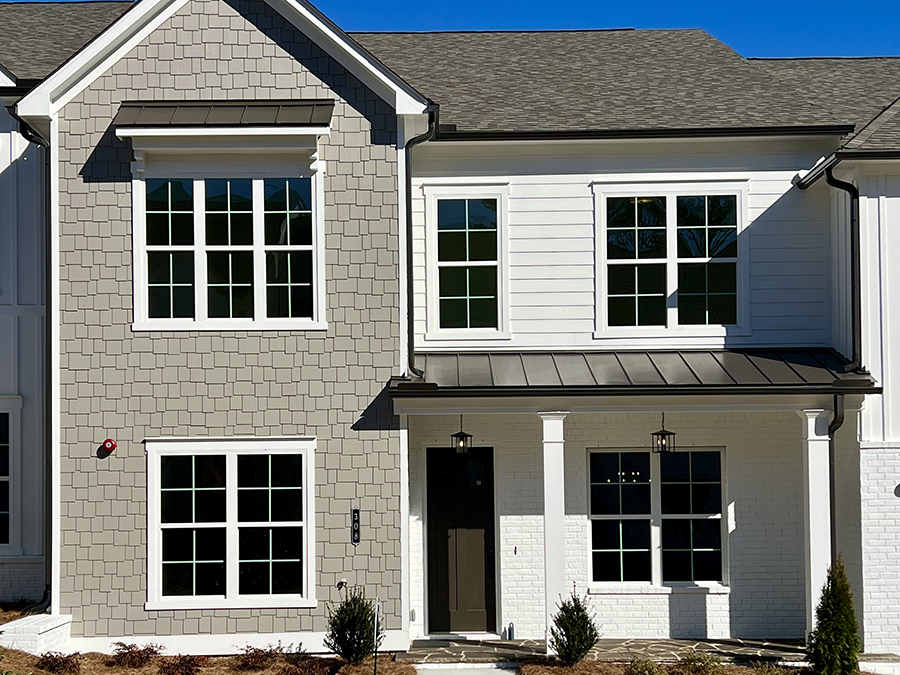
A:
[0, 0, 133, 81]
[843, 97, 900, 151]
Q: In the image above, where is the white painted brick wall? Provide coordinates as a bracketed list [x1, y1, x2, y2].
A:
[0, 558, 45, 601]
[408, 411, 806, 640]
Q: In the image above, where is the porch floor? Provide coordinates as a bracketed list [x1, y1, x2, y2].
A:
[398, 637, 807, 664]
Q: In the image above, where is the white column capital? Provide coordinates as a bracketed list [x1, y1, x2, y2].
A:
[537, 411, 569, 421]
[798, 408, 831, 440]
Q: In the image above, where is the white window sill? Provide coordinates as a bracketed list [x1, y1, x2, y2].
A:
[146, 595, 317, 611]
[588, 583, 731, 596]
[132, 320, 328, 332]
[424, 331, 512, 342]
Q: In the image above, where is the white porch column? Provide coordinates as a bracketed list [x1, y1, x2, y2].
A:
[799, 408, 832, 638]
[538, 411, 568, 652]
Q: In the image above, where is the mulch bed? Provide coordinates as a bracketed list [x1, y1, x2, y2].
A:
[0, 601, 31, 627]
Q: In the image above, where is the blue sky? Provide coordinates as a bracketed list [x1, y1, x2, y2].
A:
[315, 0, 900, 58]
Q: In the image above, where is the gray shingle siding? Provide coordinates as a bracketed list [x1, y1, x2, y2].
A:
[57, 0, 402, 639]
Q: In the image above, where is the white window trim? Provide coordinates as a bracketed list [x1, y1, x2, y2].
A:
[130, 151, 327, 332]
[145, 437, 317, 611]
[0, 398, 23, 556]
[422, 183, 511, 341]
[592, 177, 751, 341]
[586, 446, 729, 593]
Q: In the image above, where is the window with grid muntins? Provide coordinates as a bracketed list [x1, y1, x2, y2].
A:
[436, 198, 499, 329]
[146, 179, 195, 319]
[589, 449, 724, 585]
[602, 192, 740, 329]
[206, 179, 255, 319]
[264, 178, 314, 319]
[0, 413, 9, 545]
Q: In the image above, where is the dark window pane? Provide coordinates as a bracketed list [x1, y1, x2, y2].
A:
[170, 213, 194, 245]
[469, 298, 498, 329]
[205, 213, 229, 245]
[622, 519, 651, 549]
[590, 453, 620, 484]
[638, 297, 667, 326]
[265, 213, 288, 245]
[439, 299, 467, 329]
[638, 197, 665, 228]
[148, 252, 171, 284]
[146, 179, 169, 212]
[607, 197, 634, 228]
[148, 287, 171, 319]
[638, 229, 666, 259]
[621, 485, 651, 514]
[229, 179, 253, 210]
[239, 562, 270, 595]
[240, 527, 270, 560]
[162, 563, 193, 596]
[693, 551, 722, 582]
[0, 447, 8, 476]
[196, 528, 226, 561]
[267, 251, 289, 284]
[438, 232, 467, 262]
[0, 482, 7, 512]
[195, 562, 226, 595]
[709, 263, 737, 293]
[195, 455, 226, 489]
[468, 199, 498, 229]
[161, 456, 192, 489]
[661, 453, 690, 483]
[290, 286, 314, 318]
[170, 180, 193, 212]
[691, 452, 721, 482]
[147, 213, 170, 246]
[290, 252, 313, 284]
[709, 228, 737, 258]
[171, 252, 194, 284]
[661, 484, 691, 515]
[239, 455, 269, 488]
[439, 268, 467, 298]
[692, 520, 722, 550]
[272, 455, 303, 488]
[468, 231, 497, 261]
[709, 296, 737, 325]
[621, 453, 651, 483]
[287, 178, 311, 211]
[0, 514, 9, 545]
[195, 490, 225, 523]
[0, 414, 8, 444]
[662, 519, 691, 550]
[590, 485, 620, 516]
[692, 484, 722, 515]
[161, 491, 192, 524]
[271, 489, 304, 522]
[232, 287, 254, 318]
[592, 551, 621, 582]
[638, 264, 666, 295]
[677, 229, 706, 258]
[267, 287, 289, 318]
[205, 179, 228, 211]
[162, 529, 193, 562]
[708, 195, 736, 226]
[678, 295, 706, 325]
[607, 230, 636, 259]
[264, 179, 288, 212]
[437, 200, 466, 230]
[230, 213, 254, 245]
[207, 286, 230, 318]
[272, 561, 303, 594]
[622, 551, 652, 582]
[207, 252, 230, 284]
[608, 297, 636, 327]
[238, 489, 269, 522]
[608, 265, 635, 295]
[231, 252, 254, 284]
[289, 213, 312, 246]
[679, 263, 706, 293]
[272, 527, 303, 559]
[677, 196, 705, 226]
[591, 520, 620, 550]
[662, 551, 693, 582]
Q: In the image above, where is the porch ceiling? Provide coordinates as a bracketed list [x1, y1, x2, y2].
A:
[392, 349, 878, 399]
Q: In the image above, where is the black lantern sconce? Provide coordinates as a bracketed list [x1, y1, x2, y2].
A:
[651, 412, 675, 453]
[450, 414, 473, 454]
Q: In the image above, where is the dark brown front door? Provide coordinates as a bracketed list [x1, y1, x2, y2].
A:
[427, 447, 496, 633]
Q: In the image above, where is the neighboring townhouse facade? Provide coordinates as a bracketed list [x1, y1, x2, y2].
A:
[0, 0, 899, 664]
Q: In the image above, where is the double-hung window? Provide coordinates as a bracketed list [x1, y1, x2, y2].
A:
[0, 412, 9, 545]
[594, 181, 746, 336]
[589, 448, 725, 585]
[146, 438, 315, 610]
[135, 174, 324, 331]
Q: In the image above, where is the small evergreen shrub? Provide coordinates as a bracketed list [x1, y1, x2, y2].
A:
[157, 655, 209, 675]
[36, 652, 82, 675]
[548, 591, 601, 666]
[676, 650, 724, 675]
[111, 643, 164, 668]
[323, 586, 383, 665]
[806, 556, 861, 675]
[625, 656, 667, 675]
[236, 645, 284, 671]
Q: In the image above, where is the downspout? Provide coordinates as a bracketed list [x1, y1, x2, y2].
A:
[827, 392, 845, 567]
[403, 104, 439, 378]
[824, 167, 864, 374]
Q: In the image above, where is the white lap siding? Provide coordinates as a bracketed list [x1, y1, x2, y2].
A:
[407, 411, 805, 639]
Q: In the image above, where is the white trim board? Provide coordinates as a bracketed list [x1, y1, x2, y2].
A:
[15, 0, 427, 122]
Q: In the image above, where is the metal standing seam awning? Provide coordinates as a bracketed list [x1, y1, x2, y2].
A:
[390, 349, 879, 398]
[112, 99, 335, 128]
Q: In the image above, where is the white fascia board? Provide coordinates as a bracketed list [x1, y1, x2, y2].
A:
[0, 65, 16, 88]
[17, 0, 427, 123]
[116, 125, 331, 138]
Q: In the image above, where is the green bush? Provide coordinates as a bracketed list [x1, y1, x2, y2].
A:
[625, 656, 667, 675]
[323, 586, 383, 666]
[676, 650, 723, 675]
[548, 592, 601, 666]
[806, 556, 861, 675]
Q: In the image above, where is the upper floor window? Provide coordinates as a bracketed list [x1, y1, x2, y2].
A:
[594, 181, 747, 338]
[134, 175, 324, 331]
